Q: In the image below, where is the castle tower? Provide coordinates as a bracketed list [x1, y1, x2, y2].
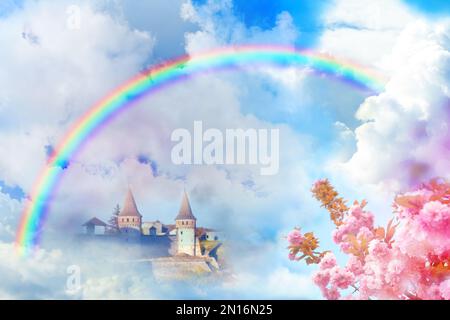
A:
[175, 191, 197, 256]
[118, 188, 142, 237]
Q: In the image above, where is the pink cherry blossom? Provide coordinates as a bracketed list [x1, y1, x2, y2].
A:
[287, 228, 304, 246]
[312, 269, 330, 288]
[322, 286, 340, 300]
[288, 252, 297, 261]
[319, 252, 337, 270]
[368, 240, 389, 259]
[440, 279, 450, 300]
[346, 256, 364, 275]
[357, 227, 374, 241]
[418, 201, 450, 234]
[330, 267, 354, 289]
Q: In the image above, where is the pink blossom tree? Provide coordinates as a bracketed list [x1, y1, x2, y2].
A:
[288, 179, 450, 300]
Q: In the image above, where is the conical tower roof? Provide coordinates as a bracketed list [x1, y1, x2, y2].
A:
[119, 188, 142, 217]
[175, 191, 196, 220]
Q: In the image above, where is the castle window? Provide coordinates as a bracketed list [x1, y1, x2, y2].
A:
[127, 218, 129, 222]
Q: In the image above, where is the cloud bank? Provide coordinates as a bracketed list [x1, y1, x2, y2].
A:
[0, 0, 448, 299]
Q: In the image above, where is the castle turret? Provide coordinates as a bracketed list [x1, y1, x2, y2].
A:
[118, 188, 142, 237]
[175, 191, 197, 256]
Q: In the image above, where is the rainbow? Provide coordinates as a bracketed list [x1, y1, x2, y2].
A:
[15, 45, 386, 255]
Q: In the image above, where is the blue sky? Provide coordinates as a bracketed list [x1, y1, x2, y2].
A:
[2, 0, 446, 59]
[193, 0, 331, 47]
[0, 0, 23, 17]
[404, 0, 450, 15]
[120, 1, 197, 59]
[188, 0, 450, 51]
[0, 180, 25, 200]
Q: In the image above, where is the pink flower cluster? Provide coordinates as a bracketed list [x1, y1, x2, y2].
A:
[289, 179, 450, 300]
[287, 229, 304, 246]
[312, 252, 354, 300]
[332, 204, 375, 253]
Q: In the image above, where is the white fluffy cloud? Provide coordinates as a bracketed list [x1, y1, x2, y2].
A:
[0, 193, 21, 242]
[0, 241, 165, 299]
[181, 0, 299, 53]
[338, 20, 450, 191]
[319, 0, 416, 68]
[0, 243, 65, 299]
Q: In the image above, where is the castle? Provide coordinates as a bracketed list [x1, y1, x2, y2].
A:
[81, 188, 220, 257]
